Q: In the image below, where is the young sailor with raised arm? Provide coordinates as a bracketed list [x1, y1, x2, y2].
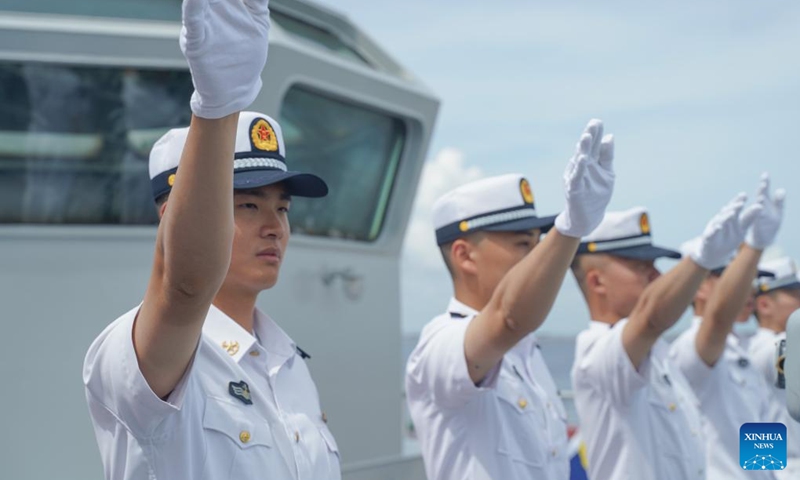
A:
[670, 175, 784, 479]
[83, 1, 340, 479]
[406, 120, 615, 480]
[749, 257, 800, 479]
[570, 193, 758, 480]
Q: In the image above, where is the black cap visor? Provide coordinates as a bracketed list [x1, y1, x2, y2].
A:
[711, 267, 776, 278]
[233, 169, 328, 198]
[482, 214, 557, 234]
[606, 243, 681, 261]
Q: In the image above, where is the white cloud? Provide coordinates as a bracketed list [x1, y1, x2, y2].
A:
[402, 147, 484, 270]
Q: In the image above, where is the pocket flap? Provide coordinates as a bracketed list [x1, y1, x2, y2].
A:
[203, 397, 273, 449]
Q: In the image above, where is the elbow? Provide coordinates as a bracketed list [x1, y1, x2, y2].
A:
[502, 309, 539, 338]
[163, 266, 227, 305]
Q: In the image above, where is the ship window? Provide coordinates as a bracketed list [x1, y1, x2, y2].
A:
[0, 61, 193, 224]
[280, 86, 405, 241]
[271, 10, 371, 67]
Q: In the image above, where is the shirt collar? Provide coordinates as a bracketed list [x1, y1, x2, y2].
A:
[447, 297, 479, 318]
[252, 308, 297, 363]
[203, 304, 258, 363]
[203, 305, 297, 365]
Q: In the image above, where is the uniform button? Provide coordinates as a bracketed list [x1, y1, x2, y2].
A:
[551, 449, 558, 458]
[321, 412, 328, 424]
[294, 431, 300, 443]
[668, 403, 676, 412]
[239, 431, 251, 443]
[518, 398, 528, 409]
[249, 350, 260, 357]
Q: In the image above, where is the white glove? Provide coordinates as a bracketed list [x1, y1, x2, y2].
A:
[745, 173, 785, 249]
[554, 119, 615, 238]
[687, 193, 758, 270]
[180, 0, 271, 119]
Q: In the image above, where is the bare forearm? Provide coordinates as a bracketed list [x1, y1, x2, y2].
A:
[493, 230, 580, 338]
[161, 114, 238, 298]
[697, 245, 761, 365]
[464, 230, 580, 383]
[624, 258, 706, 367]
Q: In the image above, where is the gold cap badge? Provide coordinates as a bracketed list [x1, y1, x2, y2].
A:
[520, 179, 534, 204]
[251, 119, 278, 152]
[640, 213, 650, 234]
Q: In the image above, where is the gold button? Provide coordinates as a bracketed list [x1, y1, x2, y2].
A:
[668, 403, 676, 412]
[294, 431, 300, 443]
[249, 350, 260, 357]
[321, 412, 328, 424]
[239, 431, 251, 443]
[222, 340, 240, 356]
[518, 398, 528, 409]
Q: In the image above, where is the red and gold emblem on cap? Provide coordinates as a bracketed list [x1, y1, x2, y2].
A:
[168, 173, 176, 187]
[640, 213, 650, 234]
[251, 119, 278, 152]
[520, 179, 534, 204]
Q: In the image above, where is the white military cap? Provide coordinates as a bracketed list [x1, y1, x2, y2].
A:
[432, 174, 556, 245]
[755, 257, 800, 295]
[578, 206, 681, 259]
[148, 111, 327, 200]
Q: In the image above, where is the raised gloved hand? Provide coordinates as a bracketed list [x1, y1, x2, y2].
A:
[745, 173, 785, 250]
[687, 193, 758, 270]
[180, 0, 271, 119]
[554, 119, 615, 238]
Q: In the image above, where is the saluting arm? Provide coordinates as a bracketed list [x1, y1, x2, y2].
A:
[624, 258, 707, 369]
[465, 120, 615, 384]
[696, 174, 784, 367]
[695, 246, 761, 366]
[133, 0, 272, 399]
[623, 193, 754, 369]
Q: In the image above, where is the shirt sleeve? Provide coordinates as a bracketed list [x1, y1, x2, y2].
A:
[405, 319, 500, 410]
[83, 306, 196, 439]
[572, 320, 649, 407]
[668, 330, 716, 398]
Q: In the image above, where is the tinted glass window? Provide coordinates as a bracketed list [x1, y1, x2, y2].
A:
[280, 87, 405, 241]
[0, 62, 192, 224]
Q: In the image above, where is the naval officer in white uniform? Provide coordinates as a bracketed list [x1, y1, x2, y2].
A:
[570, 194, 758, 480]
[749, 257, 800, 479]
[670, 175, 784, 479]
[83, 1, 340, 479]
[406, 120, 616, 480]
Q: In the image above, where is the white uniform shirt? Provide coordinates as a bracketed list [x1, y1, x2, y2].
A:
[571, 319, 706, 480]
[83, 304, 340, 480]
[670, 317, 775, 479]
[405, 298, 569, 480]
[748, 327, 800, 479]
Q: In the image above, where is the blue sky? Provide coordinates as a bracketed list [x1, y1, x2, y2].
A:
[316, 0, 800, 335]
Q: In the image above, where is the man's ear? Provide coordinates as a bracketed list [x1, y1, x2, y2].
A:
[585, 268, 605, 296]
[451, 238, 478, 277]
[159, 201, 168, 218]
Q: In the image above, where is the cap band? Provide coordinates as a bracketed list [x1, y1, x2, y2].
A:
[757, 276, 800, 295]
[579, 234, 651, 254]
[435, 205, 542, 245]
[234, 157, 287, 172]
